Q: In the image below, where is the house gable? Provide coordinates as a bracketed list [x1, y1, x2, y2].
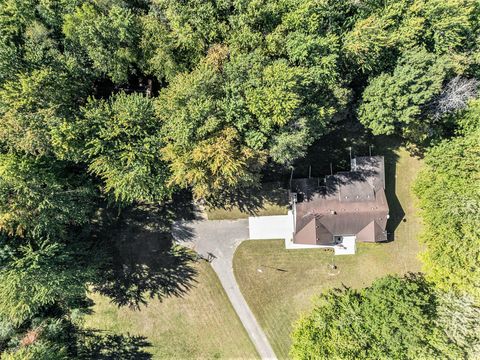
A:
[292, 156, 389, 245]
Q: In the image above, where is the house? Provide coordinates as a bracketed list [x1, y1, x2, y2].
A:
[289, 156, 389, 253]
[247, 156, 389, 255]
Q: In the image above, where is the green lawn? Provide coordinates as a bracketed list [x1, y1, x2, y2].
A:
[207, 203, 288, 220]
[206, 182, 289, 220]
[85, 261, 259, 360]
[233, 146, 424, 359]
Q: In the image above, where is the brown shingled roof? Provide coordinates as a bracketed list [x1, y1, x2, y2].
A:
[292, 156, 389, 245]
[294, 215, 335, 245]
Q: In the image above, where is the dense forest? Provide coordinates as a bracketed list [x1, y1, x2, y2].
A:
[0, 0, 478, 358]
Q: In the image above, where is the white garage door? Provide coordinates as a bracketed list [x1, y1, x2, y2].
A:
[248, 211, 294, 241]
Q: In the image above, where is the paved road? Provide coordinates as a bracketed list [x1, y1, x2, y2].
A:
[173, 219, 277, 360]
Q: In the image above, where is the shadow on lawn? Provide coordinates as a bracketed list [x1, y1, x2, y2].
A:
[292, 120, 406, 241]
[205, 182, 290, 215]
[90, 191, 199, 309]
[374, 136, 405, 241]
[79, 331, 152, 360]
[291, 120, 374, 178]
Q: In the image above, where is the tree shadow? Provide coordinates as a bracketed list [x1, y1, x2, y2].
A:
[89, 192, 199, 309]
[292, 120, 374, 178]
[171, 221, 196, 243]
[78, 331, 152, 360]
[204, 181, 290, 215]
[291, 120, 406, 240]
[374, 136, 406, 241]
[205, 186, 264, 214]
[291, 162, 382, 202]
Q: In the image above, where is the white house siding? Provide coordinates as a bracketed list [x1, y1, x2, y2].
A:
[333, 236, 356, 255]
[284, 236, 356, 255]
[248, 211, 356, 255]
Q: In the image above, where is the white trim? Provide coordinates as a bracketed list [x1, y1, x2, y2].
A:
[248, 209, 357, 255]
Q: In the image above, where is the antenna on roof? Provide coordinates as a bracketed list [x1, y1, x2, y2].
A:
[330, 163, 333, 176]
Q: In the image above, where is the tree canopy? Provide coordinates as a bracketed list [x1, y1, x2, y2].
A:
[414, 101, 480, 299]
[0, 0, 479, 356]
[358, 48, 452, 143]
[0, 241, 90, 327]
[291, 275, 480, 360]
[77, 92, 170, 204]
[63, 2, 141, 84]
[0, 154, 95, 239]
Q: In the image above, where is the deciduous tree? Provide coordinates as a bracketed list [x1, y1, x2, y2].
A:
[290, 275, 466, 360]
[358, 48, 452, 143]
[63, 2, 140, 84]
[79, 92, 170, 204]
[413, 102, 480, 299]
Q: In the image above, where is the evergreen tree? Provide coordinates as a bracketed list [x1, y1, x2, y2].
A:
[0, 241, 91, 327]
[0, 154, 95, 239]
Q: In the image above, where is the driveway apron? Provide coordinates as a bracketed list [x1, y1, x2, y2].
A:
[173, 219, 277, 360]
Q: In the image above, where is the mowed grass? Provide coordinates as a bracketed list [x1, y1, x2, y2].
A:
[207, 203, 288, 220]
[233, 146, 424, 359]
[85, 261, 259, 360]
[206, 183, 289, 220]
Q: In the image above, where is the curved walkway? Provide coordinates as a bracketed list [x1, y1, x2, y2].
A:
[173, 219, 277, 360]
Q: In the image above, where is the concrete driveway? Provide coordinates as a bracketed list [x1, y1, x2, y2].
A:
[173, 219, 277, 360]
[173, 219, 249, 260]
[248, 212, 294, 240]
